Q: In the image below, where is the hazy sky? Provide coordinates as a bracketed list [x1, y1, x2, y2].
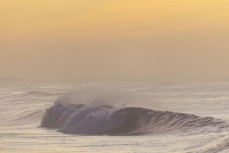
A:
[0, 0, 229, 80]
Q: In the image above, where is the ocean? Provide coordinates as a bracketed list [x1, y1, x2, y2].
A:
[1, 80, 229, 153]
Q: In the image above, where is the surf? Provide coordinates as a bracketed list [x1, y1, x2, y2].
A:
[41, 90, 227, 135]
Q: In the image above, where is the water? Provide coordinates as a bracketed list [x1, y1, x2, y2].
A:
[1, 80, 229, 153]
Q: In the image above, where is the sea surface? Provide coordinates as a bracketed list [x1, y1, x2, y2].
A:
[1, 80, 229, 153]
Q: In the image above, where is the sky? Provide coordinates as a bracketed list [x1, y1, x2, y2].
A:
[0, 0, 229, 81]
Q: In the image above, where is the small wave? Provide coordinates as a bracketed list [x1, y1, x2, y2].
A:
[41, 102, 227, 135]
[186, 135, 229, 153]
[24, 91, 63, 97]
[1, 109, 44, 127]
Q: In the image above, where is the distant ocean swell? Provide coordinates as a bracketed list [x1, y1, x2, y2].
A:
[41, 102, 227, 135]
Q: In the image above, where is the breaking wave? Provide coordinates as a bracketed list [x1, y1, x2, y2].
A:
[41, 103, 227, 135]
[40, 89, 228, 135]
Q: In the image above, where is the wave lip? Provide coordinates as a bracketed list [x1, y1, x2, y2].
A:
[41, 102, 227, 135]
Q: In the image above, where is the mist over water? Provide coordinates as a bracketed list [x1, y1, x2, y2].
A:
[1, 0, 229, 152]
[41, 89, 228, 135]
[1, 80, 229, 153]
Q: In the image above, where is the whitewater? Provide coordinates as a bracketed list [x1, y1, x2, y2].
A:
[1, 80, 229, 153]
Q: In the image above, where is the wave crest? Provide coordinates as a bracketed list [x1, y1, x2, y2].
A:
[41, 102, 226, 135]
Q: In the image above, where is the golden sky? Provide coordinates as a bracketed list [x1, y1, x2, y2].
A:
[0, 0, 229, 80]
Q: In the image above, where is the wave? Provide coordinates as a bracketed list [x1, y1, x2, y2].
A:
[23, 91, 63, 97]
[187, 135, 229, 153]
[1, 109, 44, 127]
[41, 102, 227, 135]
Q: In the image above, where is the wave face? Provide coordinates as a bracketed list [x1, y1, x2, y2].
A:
[41, 102, 226, 135]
